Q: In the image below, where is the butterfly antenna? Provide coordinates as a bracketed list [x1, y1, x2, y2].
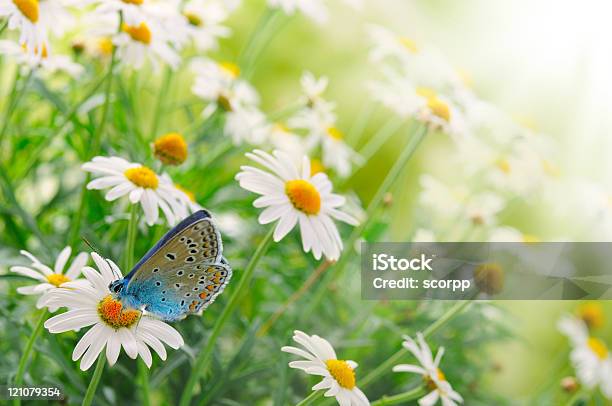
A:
[82, 237, 121, 280]
[81, 237, 98, 252]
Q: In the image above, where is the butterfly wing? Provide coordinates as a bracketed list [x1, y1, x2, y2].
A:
[122, 210, 232, 321]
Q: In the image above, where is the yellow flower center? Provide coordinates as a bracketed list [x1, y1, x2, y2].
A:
[46, 273, 70, 288]
[153, 132, 188, 165]
[184, 12, 202, 26]
[579, 303, 604, 330]
[98, 37, 114, 56]
[424, 369, 446, 391]
[13, 0, 39, 23]
[176, 184, 196, 202]
[399, 36, 418, 53]
[474, 263, 504, 295]
[122, 0, 144, 4]
[123, 22, 151, 44]
[22, 43, 48, 58]
[98, 295, 141, 329]
[285, 180, 321, 215]
[542, 159, 560, 177]
[219, 61, 240, 79]
[496, 158, 511, 174]
[310, 159, 325, 176]
[273, 123, 290, 133]
[326, 127, 344, 140]
[587, 337, 608, 359]
[325, 360, 355, 389]
[124, 166, 159, 189]
[416, 87, 451, 122]
[522, 234, 540, 244]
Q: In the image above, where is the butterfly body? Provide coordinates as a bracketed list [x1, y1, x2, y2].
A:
[110, 210, 232, 322]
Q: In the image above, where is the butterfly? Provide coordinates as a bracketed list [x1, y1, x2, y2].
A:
[108, 209, 232, 322]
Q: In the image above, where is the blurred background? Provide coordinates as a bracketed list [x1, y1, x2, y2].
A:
[221, 0, 612, 401]
[1, 0, 611, 403]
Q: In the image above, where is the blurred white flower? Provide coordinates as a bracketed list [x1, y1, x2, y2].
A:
[488, 226, 539, 243]
[82, 156, 189, 226]
[393, 333, 463, 406]
[301, 71, 329, 106]
[413, 228, 436, 243]
[558, 315, 612, 398]
[368, 24, 419, 63]
[11, 247, 88, 312]
[282, 330, 369, 405]
[0, 0, 74, 55]
[418, 175, 504, 227]
[290, 74, 360, 177]
[44, 253, 184, 371]
[268, 0, 361, 24]
[93, 0, 148, 26]
[191, 58, 259, 118]
[370, 70, 464, 136]
[89, 12, 184, 70]
[236, 150, 358, 260]
[183, 0, 233, 51]
[268, 123, 307, 161]
[224, 107, 270, 145]
[0, 40, 84, 77]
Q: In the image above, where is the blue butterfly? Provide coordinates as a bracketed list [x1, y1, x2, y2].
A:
[109, 210, 232, 321]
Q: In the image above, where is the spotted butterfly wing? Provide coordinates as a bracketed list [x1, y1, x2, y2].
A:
[118, 210, 232, 321]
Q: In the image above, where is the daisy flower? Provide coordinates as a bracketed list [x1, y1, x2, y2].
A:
[10, 246, 88, 312]
[93, 0, 148, 26]
[0, 40, 84, 77]
[393, 333, 463, 406]
[191, 58, 259, 119]
[235, 149, 358, 260]
[290, 74, 360, 177]
[268, 123, 307, 162]
[89, 12, 183, 70]
[558, 315, 612, 398]
[82, 156, 190, 226]
[0, 0, 76, 54]
[224, 107, 271, 145]
[183, 0, 233, 51]
[367, 24, 420, 63]
[369, 71, 464, 136]
[267, 0, 328, 24]
[268, 0, 361, 24]
[281, 330, 369, 405]
[43, 253, 184, 371]
[0, 0, 46, 54]
[300, 71, 329, 106]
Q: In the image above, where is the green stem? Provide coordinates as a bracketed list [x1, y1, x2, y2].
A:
[51, 73, 110, 140]
[239, 9, 282, 79]
[295, 390, 322, 406]
[12, 309, 47, 406]
[69, 21, 120, 247]
[305, 125, 429, 314]
[0, 164, 49, 253]
[360, 300, 472, 388]
[138, 360, 151, 406]
[564, 388, 593, 406]
[0, 69, 33, 153]
[149, 67, 173, 138]
[124, 204, 138, 271]
[371, 386, 425, 406]
[81, 356, 106, 406]
[179, 227, 274, 406]
[0, 19, 8, 36]
[357, 118, 406, 165]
